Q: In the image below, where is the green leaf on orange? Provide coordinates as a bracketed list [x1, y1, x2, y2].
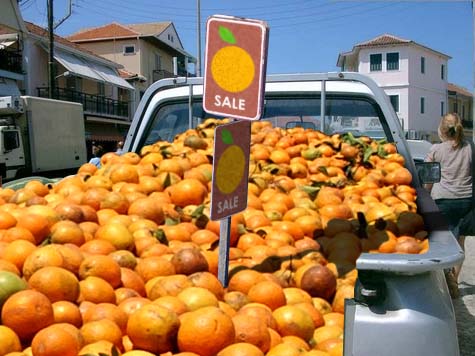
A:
[218, 26, 236, 44]
[221, 128, 234, 144]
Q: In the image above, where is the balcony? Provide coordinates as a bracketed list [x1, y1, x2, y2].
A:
[0, 50, 22, 74]
[37, 87, 129, 119]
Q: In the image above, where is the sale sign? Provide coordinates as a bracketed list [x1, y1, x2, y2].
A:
[203, 15, 269, 121]
[210, 120, 251, 221]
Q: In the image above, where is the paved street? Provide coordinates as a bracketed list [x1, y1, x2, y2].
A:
[454, 236, 475, 356]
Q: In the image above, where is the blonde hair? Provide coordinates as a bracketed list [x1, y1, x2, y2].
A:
[438, 113, 465, 149]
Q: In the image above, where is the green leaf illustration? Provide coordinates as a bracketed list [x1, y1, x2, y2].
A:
[218, 26, 236, 44]
[221, 129, 234, 145]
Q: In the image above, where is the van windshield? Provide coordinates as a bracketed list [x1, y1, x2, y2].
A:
[141, 95, 389, 147]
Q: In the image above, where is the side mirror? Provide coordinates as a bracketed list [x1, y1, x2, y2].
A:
[415, 162, 441, 184]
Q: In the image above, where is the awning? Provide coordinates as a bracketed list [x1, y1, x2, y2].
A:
[51, 48, 134, 90]
[90, 62, 134, 90]
[85, 121, 127, 142]
[0, 78, 21, 96]
[54, 48, 104, 82]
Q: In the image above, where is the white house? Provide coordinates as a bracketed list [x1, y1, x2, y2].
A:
[337, 34, 451, 141]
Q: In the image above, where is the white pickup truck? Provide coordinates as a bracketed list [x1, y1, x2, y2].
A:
[123, 72, 463, 356]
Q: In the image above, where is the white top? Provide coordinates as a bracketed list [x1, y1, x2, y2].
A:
[425, 140, 472, 199]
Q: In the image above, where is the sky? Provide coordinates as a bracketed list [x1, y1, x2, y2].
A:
[19, 0, 474, 91]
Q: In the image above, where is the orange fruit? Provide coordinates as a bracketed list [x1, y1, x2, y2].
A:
[177, 306, 235, 356]
[247, 281, 286, 310]
[2, 239, 36, 273]
[0, 325, 22, 355]
[28, 266, 80, 302]
[177, 286, 219, 311]
[120, 267, 146, 296]
[135, 256, 176, 282]
[238, 303, 278, 329]
[152, 295, 189, 315]
[118, 296, 151, 318]
[80, 319, 123, 349]
[52, 300, 83, 327]
[83, 302, 128, 334]
[0, 211, 17, 229]
[128, 197, 165, 225]
[79, 340, 118, 356]
[167, 178, 208, 208]
[1, 226, 36, 244]
[22, 244, 65, 280]
[80, 239, 117, 255]
[15, 213, 50, 244]
[79, 254, 122, 288]
[78, 276, 116, 304]
[31, 324, 81, 356]
[187, 271, 225, 300]
[1, 289, 55, 341]
[312, 325, 343, 345]
[227, 269, 267, 294]
[115, 287, 141, 304]
[126, 303, 180, 354]
[323, 312, 345, 329]
[232, 314, 271, 352]
[50, 220, 85, 246]
[217, 342, 265, 356]
[146, 274, 192, 300]
[272, 305, 315, 341]
[95, 222, 135, 250]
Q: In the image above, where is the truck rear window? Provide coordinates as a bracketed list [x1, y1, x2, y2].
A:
[141, 95, 389, 147]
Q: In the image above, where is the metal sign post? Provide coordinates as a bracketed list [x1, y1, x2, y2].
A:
[204, 15, 269, 286]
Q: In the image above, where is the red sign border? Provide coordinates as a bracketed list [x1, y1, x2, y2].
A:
[203, 15, 269, 121]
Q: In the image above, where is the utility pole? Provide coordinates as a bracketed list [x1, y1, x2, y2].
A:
[196, 0, 202, 77]
[47, 0, 55, 99]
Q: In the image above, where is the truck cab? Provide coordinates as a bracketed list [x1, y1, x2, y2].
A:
[0, 120, 25, 181]
[125, 72, 463, 356]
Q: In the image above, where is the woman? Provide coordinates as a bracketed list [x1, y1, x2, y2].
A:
[425, 113, 472, 296]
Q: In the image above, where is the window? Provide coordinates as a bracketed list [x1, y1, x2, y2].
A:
[462, 105, 465, 119]
[123, 45, 135, 55]
[421, 57, 425, 74]
[441, 101, 445, 116]
[370, 54, 382, 71]
[3, 130, 20, 151]
[389, 95, 399, 112]
[420, 97, 425, 114]
[453, 102, 458, 113]
[441, 64, 445, 80]
[167, 34, 174, 42]
[386, 53, 399, 70]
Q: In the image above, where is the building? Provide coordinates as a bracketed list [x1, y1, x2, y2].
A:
[67, 22, 196, 114]
[0, 0, 139, 154]
[0, 0, 27, 96]
[337, 34, 451, 142]
[448, 83, 473, 138]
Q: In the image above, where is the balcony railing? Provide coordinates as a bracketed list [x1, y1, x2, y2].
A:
[0, 50, 22, 74]
[37, 87, 129, 119]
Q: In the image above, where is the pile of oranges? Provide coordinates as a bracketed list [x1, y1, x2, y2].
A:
[0, 119, 429, 356]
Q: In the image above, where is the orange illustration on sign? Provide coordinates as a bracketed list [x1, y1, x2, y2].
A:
[211, 26, 255, 93]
